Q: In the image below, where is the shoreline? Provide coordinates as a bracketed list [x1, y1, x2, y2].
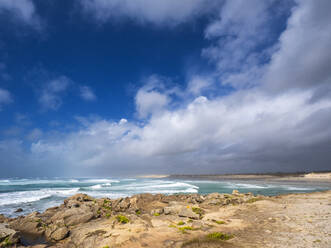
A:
[1, 190, 330, 247]
[167, 172, 331, 182]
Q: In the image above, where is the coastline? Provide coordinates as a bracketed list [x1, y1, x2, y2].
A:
[1, 190, 330, 247]
[167, 172, 331, 182]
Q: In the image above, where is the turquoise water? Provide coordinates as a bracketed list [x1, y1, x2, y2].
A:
[0, 178, 330, 217]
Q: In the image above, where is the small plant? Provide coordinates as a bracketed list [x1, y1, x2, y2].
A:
[116, 215, 129, 224]
[246, 198, 261, 204]
[97, 210, 101, 215]
[135, 210, 141, 215]
[177, 221, 185, 225]
[213, 220, 226, 225]
[192, 207, 204, 216]
[3, 237, 12, 247]
[103, 205, 111, 210]
[187, 219, 193, 223]
[105, 213, 111, 218]
[153, 212, 160, 216]
[207, 232, 234, 241]
[168, 224, 176, 228]
[102, 246, 110, 248]
[178, 226, 194, 233]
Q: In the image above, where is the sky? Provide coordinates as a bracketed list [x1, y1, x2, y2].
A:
[0, 0, 331, 177]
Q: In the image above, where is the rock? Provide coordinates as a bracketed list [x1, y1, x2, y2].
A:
[45, 224, 69, 241]
[51, 227, 69, 241]
[0, 223, 20, 246]
[178, 208, 199, 219]
[9, 215, 44, 237]
[151, 209, 163, 215]
[0, 214, 7, 223]
[205, 193, 224, 201]
[164, 205, 182, 215]
[15, 208, 23, 213]
[232, 190, 240, 195]
[50, 207, 94, 226]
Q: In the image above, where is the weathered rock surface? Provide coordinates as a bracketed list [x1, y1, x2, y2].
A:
[0, 223, 20, 246]
[1, 190, 266, 247]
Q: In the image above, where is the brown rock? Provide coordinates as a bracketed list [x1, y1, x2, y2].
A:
[0, 223, 20, 246]
[51, 227, 69, 241]
[178, 208, 199, 219]
[15, 208, 23, 213]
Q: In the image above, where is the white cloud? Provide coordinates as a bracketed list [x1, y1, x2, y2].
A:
[187, 76, 213, 96]
[79, 0, 218, 26]
[28, 88, 331, 174]
[0, 0, 40, 28]
[79, 86, 96, 101]
[136, 88, 169, 118]
[135, 76, 170, 118]
[39, 76, 71, 111]
[0, 88, 12, 110]
[264, 0, 331, 92]
[202, 0, 288, 89]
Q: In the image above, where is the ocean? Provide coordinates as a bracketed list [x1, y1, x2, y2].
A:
[1, 177, 330, 217]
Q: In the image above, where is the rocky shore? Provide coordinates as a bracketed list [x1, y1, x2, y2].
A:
[1, 190, 330, 248]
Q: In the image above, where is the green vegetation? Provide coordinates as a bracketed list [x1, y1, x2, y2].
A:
[191, 207, 204, 217]
[187, 219, 193, 223]
[177, 221, 185, 226]
[153, 212, 160, 216]
[103, 205, 111, 211]
[102, 246, 110, 248]
[207, 232, 234, 240]
[213, 220, 226, 224]
[116, 215, 129, 224]
[178, 226, 194, 233]
[135, 210, 141, 215]
[168, 224, 176, 228]
[105, 213, 111, 218]
[181, 232, 235, 247]
[3, 237, 12, 247]
[246, 198, 262, 203]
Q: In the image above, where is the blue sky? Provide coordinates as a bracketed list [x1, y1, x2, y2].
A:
[1, 0, 331, 177]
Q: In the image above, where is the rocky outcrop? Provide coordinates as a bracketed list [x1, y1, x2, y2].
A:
[0, 223, 20, 247]
[1, 190, 263, 247]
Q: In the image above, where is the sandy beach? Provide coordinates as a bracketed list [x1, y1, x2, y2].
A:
[168, 172, 331, 182]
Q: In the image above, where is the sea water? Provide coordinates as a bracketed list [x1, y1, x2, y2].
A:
[0, 177, 330, 217]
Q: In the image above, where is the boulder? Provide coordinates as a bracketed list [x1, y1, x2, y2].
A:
[15, 208, 23, 213]
[0, 223, 20, 246]
[51, 227, 69, 241]
[9, 215, 44, 237]
[163, 204, 182, 215]
[178, 208, 199, 220]
[50, 207, 94, 226]
[0, 214, 7, 223]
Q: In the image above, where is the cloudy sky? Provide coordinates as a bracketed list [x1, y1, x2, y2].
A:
[0, 0, 330, 177]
